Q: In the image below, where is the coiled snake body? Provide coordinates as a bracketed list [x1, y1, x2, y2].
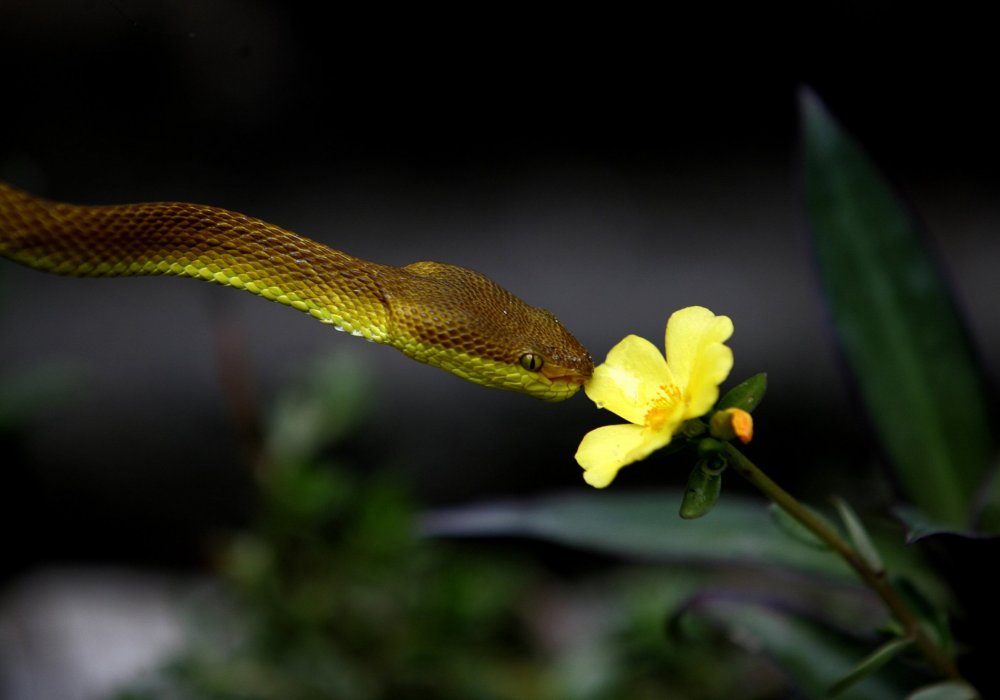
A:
[0, 182, 592, 400]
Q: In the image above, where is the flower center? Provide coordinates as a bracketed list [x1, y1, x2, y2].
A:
[644, 384, 682, 431]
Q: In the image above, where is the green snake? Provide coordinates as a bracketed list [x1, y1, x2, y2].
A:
[0, 182, 592, 400]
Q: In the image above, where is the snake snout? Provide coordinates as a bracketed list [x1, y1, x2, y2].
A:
[538, 357, 593, 386]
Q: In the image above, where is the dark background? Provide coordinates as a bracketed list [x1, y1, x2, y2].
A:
[1, 1, 997, 574]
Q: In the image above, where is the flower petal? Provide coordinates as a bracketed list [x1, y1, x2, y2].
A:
[664, 307, 735, 418]
[575, 422, 674, 488]
[583, 334, 671, 425]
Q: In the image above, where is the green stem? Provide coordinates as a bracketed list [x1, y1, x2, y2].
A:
[722, 442, 962, 682]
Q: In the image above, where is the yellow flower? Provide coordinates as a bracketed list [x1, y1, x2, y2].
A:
[575, 306, 734, 488]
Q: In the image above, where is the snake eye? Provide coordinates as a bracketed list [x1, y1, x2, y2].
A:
[519, 353, 544, 372]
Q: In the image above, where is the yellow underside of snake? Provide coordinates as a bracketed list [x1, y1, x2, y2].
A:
[0, 182, 592, 400]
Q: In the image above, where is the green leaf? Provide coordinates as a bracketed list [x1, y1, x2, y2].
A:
[802, 89, 995, 528]
[423, 491, 855, 578]
[891, 576, 953, 653]
[679, 599, 918, 699]
[266, 352, 373, 463]
[679, 463, 723, 519]
[768, 502, 834, 550]
[0, 362, 84, 431]
[906, 681, 980, 700]
[832, 496, 884, 573]
[424, 491, 947, 604]
[828, 637, 914, 697]
[717, 372, 767, 413]
[893, 506, 972, 543]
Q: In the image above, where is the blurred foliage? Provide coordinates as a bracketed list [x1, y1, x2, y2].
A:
[113, 355, 792, 700]
[0, 362, 83, 434]
[146, 468, 551, 699]
[423, 489, 946, 603]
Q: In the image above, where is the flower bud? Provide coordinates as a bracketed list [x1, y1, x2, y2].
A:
[710, 407, 754, 444]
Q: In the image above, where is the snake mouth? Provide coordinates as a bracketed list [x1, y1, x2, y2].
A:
[538, 363, 591, 386]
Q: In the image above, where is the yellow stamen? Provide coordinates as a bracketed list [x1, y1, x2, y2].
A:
[644, 384, 682, 431]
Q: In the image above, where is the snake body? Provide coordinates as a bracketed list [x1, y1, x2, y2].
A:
[0, 182, 592, 400]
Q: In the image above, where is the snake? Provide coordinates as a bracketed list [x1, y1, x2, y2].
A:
[0, 182, 592, 401]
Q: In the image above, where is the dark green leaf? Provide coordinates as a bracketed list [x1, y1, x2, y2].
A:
[266, 352, 373, 463]
[679, 463, 723, 519]
[717, 372, 767, 413]
[681, 599, 917, 699]
[892, 576, 954, 653]
[828, 637, 914, 697]
[832, 496, 884, 573]
[894, 506, 971, 543]
[768, 502, 834, 550]
[423, 491, 945, 599]
[0, 362, 83, 430]
[906, 681, 980, 700]
[802, 89, 995, 528]
[424, 491, 854, 577]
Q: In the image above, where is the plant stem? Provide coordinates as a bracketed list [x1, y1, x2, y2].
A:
[722, 442, 962, 682]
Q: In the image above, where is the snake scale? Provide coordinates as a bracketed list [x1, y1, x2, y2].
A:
[0, 182, 592, 400]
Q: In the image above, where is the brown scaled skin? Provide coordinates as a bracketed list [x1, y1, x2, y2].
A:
[0, 182, 593, 400]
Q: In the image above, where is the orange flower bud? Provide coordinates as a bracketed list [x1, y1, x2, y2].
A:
[710, 407, 754, 444]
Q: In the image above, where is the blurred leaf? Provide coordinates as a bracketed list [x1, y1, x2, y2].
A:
[892, 576, 953, 653]
[680, 598, 919, 700]
[425, 491, 855, 578]
[424, 491, 947, 603]
[0, 362, 83, 430]
[767, 502, 834, 550]
[717, 372, 767, 413]
[894, 506, 978, 543]
[833, 496, 884, 573]
[679, 463, 723, 520]
[802, 89, 995, 529]
[266, 352, 373, 463]
[828, 637, 914, 697]
[973, 456, 1000, 531]
[907, 680, 980, 700]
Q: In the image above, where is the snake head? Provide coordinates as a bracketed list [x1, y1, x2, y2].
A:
[390, 262, 593, 401]
[510, 308, 594, 400]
